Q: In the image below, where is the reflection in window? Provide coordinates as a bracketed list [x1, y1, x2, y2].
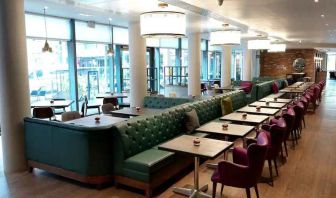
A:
[27, 39, 70, 102]
[232, 50, 243, 80]
[208, 51, 221, 80]
[76, 43, 113, 100]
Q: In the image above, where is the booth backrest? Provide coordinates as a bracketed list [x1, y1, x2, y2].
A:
[143, 96, 193, 109]
[256, 81, 274, 100]
[24, 118, 115, 176]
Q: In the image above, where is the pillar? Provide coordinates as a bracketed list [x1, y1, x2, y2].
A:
[128, 21, 147, 107]
[221, 46, 232, 87]
[187, 33, 201, 96]
[243, 42, 252, 81]
[0, 0, 31, 173]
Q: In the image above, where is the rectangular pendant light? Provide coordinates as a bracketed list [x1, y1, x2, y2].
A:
[210, 30, 241, 46]
[268, 43, 286, 52]
[248, 39, 271, 50]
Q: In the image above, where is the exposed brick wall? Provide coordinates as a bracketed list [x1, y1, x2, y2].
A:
[260, 49, 317, 82]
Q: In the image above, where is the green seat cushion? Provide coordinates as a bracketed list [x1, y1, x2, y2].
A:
[123, 149, 175, 174]
[221, 97, 233, 115]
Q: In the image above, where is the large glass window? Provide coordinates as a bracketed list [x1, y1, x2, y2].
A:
[76, 43, 113, 100]
[25, 14, 71, 103]
[27, 39, 70, 102]
[327, 54, 336, 71]
[232, 50, 243, 80]
[208, 51, 221, 80]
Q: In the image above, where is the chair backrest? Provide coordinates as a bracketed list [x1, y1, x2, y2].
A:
[61, 111, 81, 122]
[281, 108, 296, 139]
[264, 118, 287, 155]
[102, 103, 115, 114]
[103, 97, 118, 106]
[247, 131, 269, 179]
[33, 107, 55, 120]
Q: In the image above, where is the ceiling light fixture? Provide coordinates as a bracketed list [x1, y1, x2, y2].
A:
[321, 14, 325, 18]
[210, 30, 241, 46]
[42, 7, 52, 53]
[107, 18, 114, 56]
[140, 3, 186, 38]
[314, 0, 319, 2]
[248, 39, 271, 50]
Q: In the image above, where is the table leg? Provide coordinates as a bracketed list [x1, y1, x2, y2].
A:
[172, 156, 210, 197]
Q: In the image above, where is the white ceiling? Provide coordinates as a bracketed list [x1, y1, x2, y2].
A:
[24, 0, 336, 48]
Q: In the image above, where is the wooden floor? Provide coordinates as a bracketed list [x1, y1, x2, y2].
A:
[1, 80, 336, 198]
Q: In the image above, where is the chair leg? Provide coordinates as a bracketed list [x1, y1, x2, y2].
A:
[302, 116, 306, 128]
[246, 188, 251, 198]
[280, 145, 284, 159]
[268, 159, 273, 186]
[291, 130, 296, 149]
[220, 184, 224, 195]
[284, 141, 288, 156]
[274, 158, 279, 176]
[212, 182, 217, 198]
[254, 185, 260, 198]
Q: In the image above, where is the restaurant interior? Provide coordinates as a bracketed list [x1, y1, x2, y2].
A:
[0, 0, 336, 197]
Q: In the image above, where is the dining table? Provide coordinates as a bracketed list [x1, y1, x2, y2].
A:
[259, 97, 292, 104]
[220, 112, 269, 126]
[95, 92, 128, 99]
[158, 135, 233, 198]
[65, 115, 127, 128]
[110, 107, 164, 118]
[249, 101, 287, 109]
[236, 106, 280, 116]
[31, 100, 74, 109]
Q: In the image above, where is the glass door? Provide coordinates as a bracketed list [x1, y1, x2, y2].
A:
[232, 50, 243, 81]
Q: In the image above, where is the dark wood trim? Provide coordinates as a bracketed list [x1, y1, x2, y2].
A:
[28, 160, 113, 186]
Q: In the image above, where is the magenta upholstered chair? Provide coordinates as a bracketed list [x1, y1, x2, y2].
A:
[262, 118, 287, 185]
[211, 132, 269, 198]
[281, 108, 296, 152]
[299, 96, 309, 128]
[287, 102, 304, 146]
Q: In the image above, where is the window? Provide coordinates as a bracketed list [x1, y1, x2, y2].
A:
[25, 14, 71, 103]
[76, 43, 113, 100]
[232, 50, 243, 80]
[208, 51, 221, 80]
[327, 54, 336, 71]
[27, 39, 71, 102]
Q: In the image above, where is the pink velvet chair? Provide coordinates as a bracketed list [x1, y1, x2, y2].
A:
[211, 131, 269, 198]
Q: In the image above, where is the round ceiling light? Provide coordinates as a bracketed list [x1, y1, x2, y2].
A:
[140, 11, 186, 38]
[210, 30, 241, 46]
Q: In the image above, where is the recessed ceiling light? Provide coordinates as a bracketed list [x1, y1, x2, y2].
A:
[325, 23, 329, 26]
[299, 40, 302, 43]
[321, 14, 325, 18]
[79, 13, 92, 17]
[314, 0, 319, 3]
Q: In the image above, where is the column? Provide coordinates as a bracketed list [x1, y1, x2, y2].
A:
[0, 0, 30, 173]
[188, 33, 201, 96]
[221, 46, 232, 87]
[243, 42, 252, 81]
[128, 21, 147, 107]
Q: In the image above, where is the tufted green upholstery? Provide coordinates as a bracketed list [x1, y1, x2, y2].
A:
[230, 91, 247, 110]
[256, 81, 274, 100]
[112, 90, 247, 186]
[143, 96, 193, 109]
